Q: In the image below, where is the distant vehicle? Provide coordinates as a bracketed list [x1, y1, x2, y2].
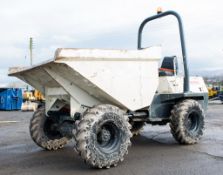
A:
[207, 86, 223, 103]
[22, 89, 45, 111]
[23, 89, 45, 102]
[208, 87, 219, 99]
[218, 92, 223, 103]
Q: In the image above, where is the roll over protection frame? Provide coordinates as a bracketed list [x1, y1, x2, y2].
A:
[137, 10, 189, 92]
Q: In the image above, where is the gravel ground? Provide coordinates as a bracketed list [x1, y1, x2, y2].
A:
[0, 103, 223, 175]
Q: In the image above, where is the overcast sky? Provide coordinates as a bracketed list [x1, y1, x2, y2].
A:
[1, 0, 223, 83]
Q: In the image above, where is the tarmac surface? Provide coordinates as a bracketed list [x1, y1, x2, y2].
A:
[0, 102, 223, 175]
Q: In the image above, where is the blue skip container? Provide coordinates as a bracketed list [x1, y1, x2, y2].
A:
[0, 88, 22, 110]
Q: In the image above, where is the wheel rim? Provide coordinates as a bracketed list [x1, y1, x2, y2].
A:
[43, 118, 62, 140]
[96, 122, 121, 154]
[186, 110, 200, 133]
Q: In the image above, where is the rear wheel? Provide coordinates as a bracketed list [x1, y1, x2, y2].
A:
[75, 104, 132, 168]
[170, 99, 204, 144]
[29, 107, 69, 150]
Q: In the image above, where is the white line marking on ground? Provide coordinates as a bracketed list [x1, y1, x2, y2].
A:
[0, 121, 19, 124]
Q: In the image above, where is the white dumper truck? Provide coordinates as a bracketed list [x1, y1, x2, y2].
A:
[9, 10, 208, 169]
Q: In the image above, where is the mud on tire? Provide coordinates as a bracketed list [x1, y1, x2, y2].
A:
[170, 99, 205, 145]
[29, 107, 69, 150]
[74, 104, 132, 168]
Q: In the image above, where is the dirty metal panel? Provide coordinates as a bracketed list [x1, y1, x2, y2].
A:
[9, 47, 161, 111]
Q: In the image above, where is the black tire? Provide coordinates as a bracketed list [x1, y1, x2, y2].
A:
[75, 104, 132, 168]
[130, 121, 145, 136]
[170, 99, 205, 145]
[29, 107, 69, 150]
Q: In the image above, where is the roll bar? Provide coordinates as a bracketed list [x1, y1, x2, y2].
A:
[137, 10, 189, 92]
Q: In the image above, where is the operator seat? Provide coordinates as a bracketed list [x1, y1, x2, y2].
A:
[159, 56, 178, 76]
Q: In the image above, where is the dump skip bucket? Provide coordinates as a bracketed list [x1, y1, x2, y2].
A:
[9, 47, 161, 111]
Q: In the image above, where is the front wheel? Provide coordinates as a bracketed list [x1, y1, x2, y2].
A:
[170, 99, 205, 145]
[75, 104, 132, 168]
